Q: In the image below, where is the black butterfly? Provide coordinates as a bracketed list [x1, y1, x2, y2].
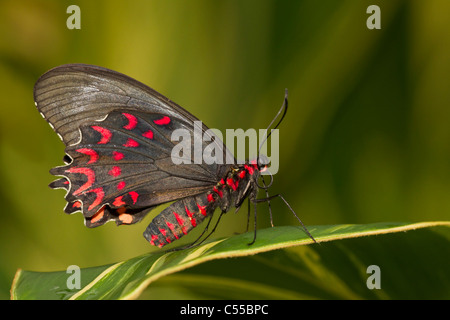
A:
[34, 64, 315, 248]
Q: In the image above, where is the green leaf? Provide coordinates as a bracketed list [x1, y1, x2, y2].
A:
[11, 221, 450, 300]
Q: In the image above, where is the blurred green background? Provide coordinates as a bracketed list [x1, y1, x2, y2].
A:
[1, 0, 449, 299]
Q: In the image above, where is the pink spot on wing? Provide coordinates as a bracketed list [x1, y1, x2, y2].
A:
[65, 167, 95, 195]
[76, 148, 99, 164]
[142, 129, 154, 139]
[91, 126, 112, 144]
[129, 191, 139, 204]
[123, 138, 139, 147]
[90, 206, 105, 224]
[122, 113, 138, 130]
[119, 213, 133, 224]
[117, 181, 126, 190]
[153, 116, 171, 125]
[112, 151, 124, 161]
[108, 166, 121, 177]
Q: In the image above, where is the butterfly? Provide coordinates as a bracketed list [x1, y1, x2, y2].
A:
[34, 64, 315, 248]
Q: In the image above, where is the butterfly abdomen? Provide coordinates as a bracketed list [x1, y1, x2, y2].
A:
[143, 194, 212, 247]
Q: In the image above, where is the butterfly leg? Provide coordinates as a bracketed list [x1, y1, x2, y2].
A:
[170, 210, 226, 251]
[169, 215, 213, 251]
[193, 210, 226, 247]
[253, 194, 317, 243]
[170, 214, 214, 251]
[246, 199, 251, 232]
[260, 175, 274, 227]
[247, 201, 258, 246]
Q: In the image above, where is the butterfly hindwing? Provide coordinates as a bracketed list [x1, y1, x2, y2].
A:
[49, 110, 224, 226]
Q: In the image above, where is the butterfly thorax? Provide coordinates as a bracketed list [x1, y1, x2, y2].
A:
[206, 161, 261, 214]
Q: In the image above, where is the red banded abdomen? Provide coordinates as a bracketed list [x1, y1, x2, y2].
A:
[143, 194, 212, 247]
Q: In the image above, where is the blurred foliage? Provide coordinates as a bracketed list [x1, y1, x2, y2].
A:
[1, 0, 450, 299]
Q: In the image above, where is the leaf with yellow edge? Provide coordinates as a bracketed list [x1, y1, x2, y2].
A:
[11, 221, 450, 300]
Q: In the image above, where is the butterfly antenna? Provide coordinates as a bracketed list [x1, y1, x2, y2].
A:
[257, 89, 289, 161]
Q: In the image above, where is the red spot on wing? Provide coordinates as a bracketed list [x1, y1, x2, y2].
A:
[117, 181, 126, 190]
[113, 196, 125, 207]
[239, 170, 246, 179]
[91, 126, 112, 144]
[76, 148, 99, 164]
[72, 201, 81, 208]
[123, 138, 139, 147]
[108, 166, 121, 177]
[65, 167, 95, 195]
[142, 130, 154, 139]
[122, 113, 138, 130]
[207, 194, 215, 202]
[65, 168, 104, 211]
[197, 203, 207, 216]
[112, 151, 124, 161]
[86, 187, 105, 211]
[129, 191, 139, 204]
[185, 206, 197, 227]
[153, 116, 171, 125]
